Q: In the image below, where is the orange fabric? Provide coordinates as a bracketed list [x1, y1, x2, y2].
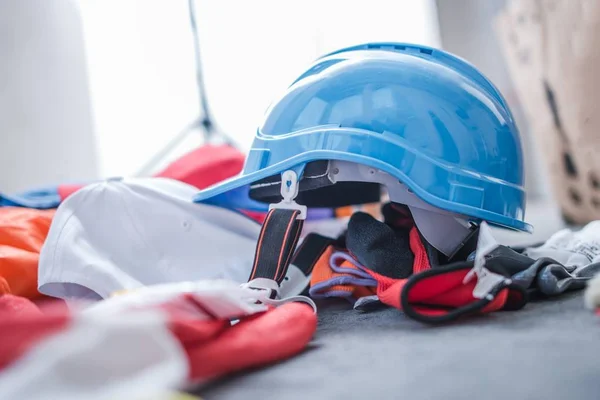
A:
[362, 203, 382, 219]
[0, 208, 55, 299]
[335, 203, 381, 219]
[312, 258, 376, 297]
[310, 246, 344, 291]
[310, 246, 376, 299]
[335, 206, 355, 218]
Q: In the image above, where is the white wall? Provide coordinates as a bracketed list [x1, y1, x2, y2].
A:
[435, 0, 550, 200]
[0, 0, 100, 193]
[1, 0, 440, 189]
[76, 0, 441, 178]
[436, 0, 563, 244]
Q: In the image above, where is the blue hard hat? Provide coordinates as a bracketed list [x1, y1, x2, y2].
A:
[194, 42, 532, 233]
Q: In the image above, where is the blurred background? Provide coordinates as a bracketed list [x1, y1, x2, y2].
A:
[0, 0, 579, 243]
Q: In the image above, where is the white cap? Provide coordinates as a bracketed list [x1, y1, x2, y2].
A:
[38, 177, 264, 301]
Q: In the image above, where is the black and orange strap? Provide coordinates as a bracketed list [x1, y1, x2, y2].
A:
[248, 208, 305, 285]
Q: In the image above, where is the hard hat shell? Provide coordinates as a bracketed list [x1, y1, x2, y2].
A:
[194, 42, 531, 232]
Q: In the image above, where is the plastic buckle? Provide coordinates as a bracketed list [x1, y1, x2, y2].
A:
[243, 278, 280, 300]
[463, 221, 510, 300]
[268, 170, 307, 220]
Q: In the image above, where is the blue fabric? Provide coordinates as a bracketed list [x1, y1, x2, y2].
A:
[0, 186, 61, 209]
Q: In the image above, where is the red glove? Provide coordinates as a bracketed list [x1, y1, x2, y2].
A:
[344, 210, 528, 323]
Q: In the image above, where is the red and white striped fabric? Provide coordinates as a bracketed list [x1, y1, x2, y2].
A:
[0, 280, 317, 400]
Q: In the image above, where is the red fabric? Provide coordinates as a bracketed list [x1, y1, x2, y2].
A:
[156, 144, 244, 190]
[57, 184, 84, 201]
[57, 145, 245, 201]
[362, 269, 407, 309]
[406, 270, 470, 303]
[0, 295, 69, 370]
[156, 144, 266, 223]
[409, 306, 450, 316]
[363, 261, 510, 318]
[0, 293, 316, 383]
[406, 270, 508, 312]
[480, 289, 510, 313]
[389, 204, 413, 228]
[409, 226, 430, 273]
[0, 293, 43, 318]
[355, 216, 512, 319]
[242, 210, 267, 224]
[185, 303, 316, 381]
